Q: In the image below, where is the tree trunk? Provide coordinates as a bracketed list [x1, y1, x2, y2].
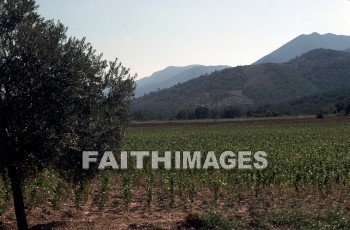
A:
[7, 163, 29, 230]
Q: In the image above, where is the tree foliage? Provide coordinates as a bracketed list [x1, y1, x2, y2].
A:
[0, 0, 135, 228]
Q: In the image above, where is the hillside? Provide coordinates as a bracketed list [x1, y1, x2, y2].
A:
[131, 49, 350, 119]
[254, 33, 350, 64]
[135, 65, 230, 97]
[271, 86, 350, 115]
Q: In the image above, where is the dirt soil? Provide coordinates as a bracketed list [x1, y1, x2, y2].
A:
[1, 184, 350, 229]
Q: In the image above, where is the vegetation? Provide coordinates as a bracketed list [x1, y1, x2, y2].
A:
[173, 106, 243, 120]
[1, 117, 349, 228]
[124, 118, 350, 192]
[270, 86, 350, 115]
[178, 209, 350, 230]
[0, 0, 135, 228]
[1, 1, 349, 230]
[131, 49, 350, 120]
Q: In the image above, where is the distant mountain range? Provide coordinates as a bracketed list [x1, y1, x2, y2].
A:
[135, 65, 230, 97]
[131, 49, 350, 119]
[254, 32, 350, 64]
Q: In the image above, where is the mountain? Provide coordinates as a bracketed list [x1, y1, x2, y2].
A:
[131, 49, 350, 119]
[135, 65, 230, 97]
[254, 32, 350, 64]
[344, 48, 350, 53]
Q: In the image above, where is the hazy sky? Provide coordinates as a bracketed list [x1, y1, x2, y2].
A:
[36, 0, 350, 79]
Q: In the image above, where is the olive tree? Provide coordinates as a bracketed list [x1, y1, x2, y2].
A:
[0, 0, 135, 229]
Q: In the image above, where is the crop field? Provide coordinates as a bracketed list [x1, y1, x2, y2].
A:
[1, 116, 350, 229]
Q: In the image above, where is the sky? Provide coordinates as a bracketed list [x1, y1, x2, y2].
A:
[36, 0, 350, 79]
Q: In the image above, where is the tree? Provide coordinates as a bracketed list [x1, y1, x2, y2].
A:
[132, 110, 145, 121]
[176, 110, 188, 120]
[316, 112, 324, 119]
[0, 0, 135, 229]
[335, 103, 344, 113]
[222, 106, 242, 118]
[346, 104, 350, 115]
[194, 106, 209, 119]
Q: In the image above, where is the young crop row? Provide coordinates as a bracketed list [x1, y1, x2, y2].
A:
[1, 121, 350, 214]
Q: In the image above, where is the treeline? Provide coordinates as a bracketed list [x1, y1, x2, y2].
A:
[131, 106, 277, 121]
[131, 98, 350, 121]
[176, 106, 243, 120]
[269, 86, 350, 116]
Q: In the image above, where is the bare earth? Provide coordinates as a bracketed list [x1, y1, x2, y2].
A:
[1, 183, 350, 229]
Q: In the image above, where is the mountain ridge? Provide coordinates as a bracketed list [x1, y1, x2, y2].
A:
[135, 65, 230, 97]
[254, 32, 350, 64]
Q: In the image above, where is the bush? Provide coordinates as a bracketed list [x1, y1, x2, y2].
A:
[201, 211, 233, 230]
[177, 212, 233, 230]
[316, 113, 324, 119]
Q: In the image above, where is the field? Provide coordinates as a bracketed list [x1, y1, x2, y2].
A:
[1, 116, 350, 229]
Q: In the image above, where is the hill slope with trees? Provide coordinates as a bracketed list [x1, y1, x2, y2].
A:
[131, 49, 350, 119]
